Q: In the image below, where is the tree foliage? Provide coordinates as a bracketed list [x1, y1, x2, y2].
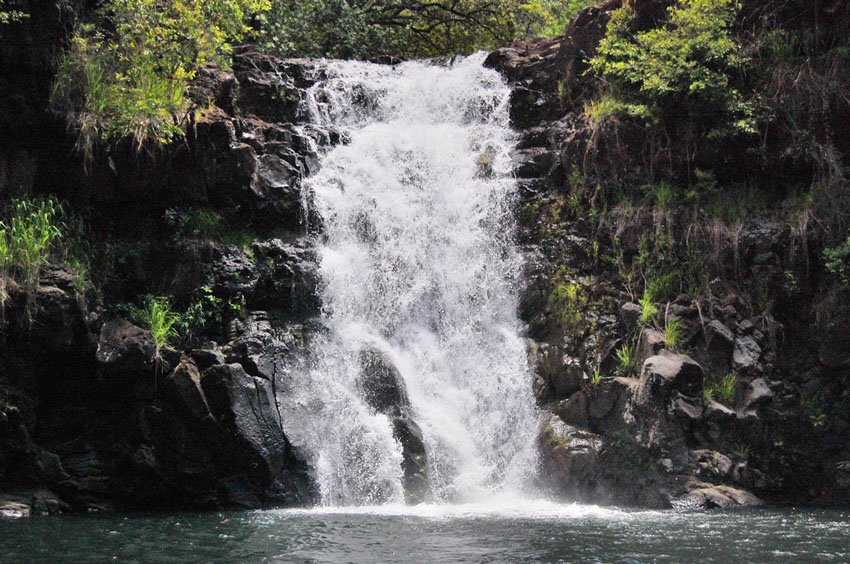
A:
[52, 0, 269, 156]
[0, 0, 26, 25]
[258, 0, 593, 59]
[588, 0, 754, 135]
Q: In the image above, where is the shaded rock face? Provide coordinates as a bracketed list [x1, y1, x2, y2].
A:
[358, 347, 430, 504]
[495, 2, 848, 509]
[96, 320, 156, 374]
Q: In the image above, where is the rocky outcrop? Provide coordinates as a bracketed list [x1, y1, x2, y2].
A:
[498, 0, 850, 509]
[358, 346, 430, 504]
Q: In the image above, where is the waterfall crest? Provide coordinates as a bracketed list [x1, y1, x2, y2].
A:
[284, 53, 540, 506]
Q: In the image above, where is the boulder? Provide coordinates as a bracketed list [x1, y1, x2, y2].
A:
[636, 351, 704, 406]
[95, 319, 156, 374]
[391, 417, 429, 504]
[690, 450, 733, 481]
[357, 346, 431, 502]
[636, 328, 665, 365]
[742, 378, 773, 412]
[201, 363, 314, 505]
[620, 302, 642, 331]
[704, 319, 735, 366]
[538, 414, 604, 500]
[732, 336, 762, 372]
[358, 347, 410, 415]
[673, 484, 763, 510]
[162, 359, 212, 421]
[532, 343, 584, 402]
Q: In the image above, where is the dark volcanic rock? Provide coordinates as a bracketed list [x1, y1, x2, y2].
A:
[357, 346, 430, 503]
[95, 320, 156, 374]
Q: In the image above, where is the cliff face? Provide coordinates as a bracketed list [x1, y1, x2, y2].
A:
[1, 6, 328, 514]
[487, 0, 850, 509]
[1, 0, 849, 516]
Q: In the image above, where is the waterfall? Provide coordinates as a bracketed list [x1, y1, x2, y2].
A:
[283, 53, 540, 506]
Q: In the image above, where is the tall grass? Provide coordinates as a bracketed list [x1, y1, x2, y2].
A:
[142, 296, 178, 352]
[0, 197, 64, 309]
[616, 343, 639, 377]
[705, 372, 738, 405]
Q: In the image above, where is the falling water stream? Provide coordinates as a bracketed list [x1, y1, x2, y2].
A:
[5, 54, 850, 564]
[280, 53, 541, 506]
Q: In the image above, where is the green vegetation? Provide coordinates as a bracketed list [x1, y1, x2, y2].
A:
[615, 342, 638, 377]
[638, 290, 657, 325]
[177, 285, 245, 345]
[705, 372, 738, 404]
[800, 389, 828, 428]
[0, 0, 26, 25]
[588, 0, 753, 135]
[164, 208, 224, 240]
[663, 318, 683, 350]
[142, 296, 179, 351]
[0, 198, 64, 307]
[258, 0, 594, 59]
[547, 269, 588, 333]
[52, 0, 270, 157]
[589, 367, 603, 387]
[825, 235, 850, 289]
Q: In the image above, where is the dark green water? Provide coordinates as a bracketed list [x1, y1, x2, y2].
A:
[1, 500, 848, 562]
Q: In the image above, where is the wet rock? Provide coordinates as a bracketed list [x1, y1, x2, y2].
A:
[96, 320, 156, 374]
[162, 359, 212, 421]
[358, 347, 410, 415]
[201, 363, 314, 505]
[190, 348, 225, 371]
[531, 343, 584, 402]
[538, 414, 604, 500]
[674, 484, 763, 510]
[819, 315, 850, 368]
[392, 417, 430, 504]
[691, 450, 733, 481]
[357, 346, 431, 502]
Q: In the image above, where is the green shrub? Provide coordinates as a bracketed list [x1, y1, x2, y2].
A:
[649, 181, 677, 210]
[589, 0, 753, 129]
[52, 0, 269, 156]
[824, 234, 850, 289]
[548, 279, 587, 333]
[705, 372, 738, 404]
[800, 389, 828, 428]
[0, 0, 26, 25]
[589, 368, 603, 387]
[177, 285, 245, 345]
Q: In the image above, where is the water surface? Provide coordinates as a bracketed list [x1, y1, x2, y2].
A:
[2, 501, 848, 562]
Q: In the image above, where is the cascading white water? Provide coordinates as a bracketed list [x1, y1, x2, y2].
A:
[283, 53, 540, 506]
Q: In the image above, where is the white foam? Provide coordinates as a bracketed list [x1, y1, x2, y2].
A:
[281, 53, 539, 507]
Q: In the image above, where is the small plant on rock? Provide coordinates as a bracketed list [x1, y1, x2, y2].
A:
[142, 296, 178, 352]
[589, 368, 603, 387]
[616, 343, 639, 377]
[705, 372, 738, 405]
[638, 290, 657, 325]
[663, 318, 684, 350]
